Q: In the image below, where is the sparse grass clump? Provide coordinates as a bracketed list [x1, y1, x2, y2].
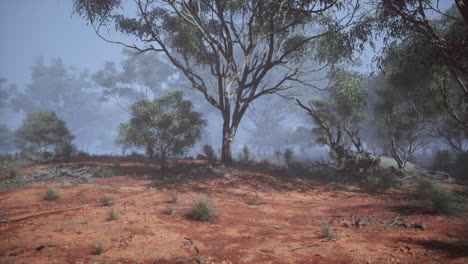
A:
[61, 182, 74, 188]
[186, 198, 217, 222]
[8, 168, 19, 179]
[94, 243, 106, 255]
[92, 166, 114, 178]
[248, 198, 260, 206]
[164, 207, 175, 215]
[320, 222, 332, 238]
[43, 188, 59, 201]
[417, 180, 454, 214]
[170, 194, 179, 204]
[108, 208, 119, 221]
[101, 195, 114, 206]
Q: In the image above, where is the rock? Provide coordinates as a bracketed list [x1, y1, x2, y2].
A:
[414, 222, 427, 230]
[343, 222, 350, 227]
[356, 218, 366, 229]
[402, 222, 411, 228]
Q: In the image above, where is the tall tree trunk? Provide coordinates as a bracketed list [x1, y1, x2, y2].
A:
[221, 127, 234, 166]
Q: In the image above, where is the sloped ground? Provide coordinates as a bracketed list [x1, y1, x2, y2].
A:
[0, 161, 467, 264]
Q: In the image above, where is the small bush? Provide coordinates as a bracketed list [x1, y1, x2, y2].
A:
[43, 188, 59, 201]
[203, 144, 217, 164]
[417, 180, 454, 214]
[186, 198, 217, 222]
[169, 194, 179, 204]
[8, 168, 19, 179]
[101, 195, 114, 206]
[363, 170, 396, 192]
[61, 182, 74, 188]
[94, 243, 106, 255]
[108, 208, 119, 221]
[320, 222, 332, 238]
[164, 207, 175, 215]
[248, 198, 260, 206]
[92, 166, 114, 178]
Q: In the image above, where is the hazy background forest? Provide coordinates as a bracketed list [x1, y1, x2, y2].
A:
[0, 0, 466, 178]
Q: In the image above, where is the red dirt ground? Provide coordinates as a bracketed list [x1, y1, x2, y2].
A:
[0, 161, 467, 263]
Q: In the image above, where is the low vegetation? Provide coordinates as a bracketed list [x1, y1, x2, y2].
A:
[169, 194, 179, 204]
[94, 243, 106, 255]
[164, 207, 175, 215]
[101, 195, 114, 206]
[92, 166, 114, 178]
[108, 209, 119, 221]
[43, 188, 59, 201]
[186, 198, 217, 222]
[416, 180, 454, 214]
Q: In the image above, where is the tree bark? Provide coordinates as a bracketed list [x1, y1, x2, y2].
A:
[221, 126, 235, 166]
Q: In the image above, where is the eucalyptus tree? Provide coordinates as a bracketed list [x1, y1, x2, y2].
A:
[118, 90, 206, 169]
[73, 0, 367, 165]
[94, 49, 177, 111]
[373, 1, 468, 127]
[297, 69, 368, 162]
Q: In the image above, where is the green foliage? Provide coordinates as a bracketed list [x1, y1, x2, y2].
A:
[202, 144, 217, 164]
[417, 180, 454, 214]
[363, 170, 396, 192]
[92, 166, 114, 178]
[15, 111, 74, 155]
[108, 208, 119, 221]
[164, 207, 175, 215]
[94, 243, 107, 255]
[43, 188, 59, 201]
[8, 168, 19, 179]
[118, 90, 206, 168]
[101, 195, 114, 206]
[248, 197, 260, 206]
[186, 199, 217, 222]
[283, 148, 293, 167]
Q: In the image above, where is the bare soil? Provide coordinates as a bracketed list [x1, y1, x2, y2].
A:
[0, 161, 467, 264]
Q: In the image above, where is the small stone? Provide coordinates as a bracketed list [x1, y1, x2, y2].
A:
[343, 223, 350, 227]
[402, 222, 411, 228]
[414, 222, 427, 230]
[356, 218, 366, 229]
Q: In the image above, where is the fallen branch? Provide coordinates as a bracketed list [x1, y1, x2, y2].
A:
[291, 237, 336, 251]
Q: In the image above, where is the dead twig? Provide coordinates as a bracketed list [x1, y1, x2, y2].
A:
[291, 237, 336, 251]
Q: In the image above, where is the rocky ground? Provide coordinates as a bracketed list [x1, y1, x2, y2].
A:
[0, 160, 467, 263]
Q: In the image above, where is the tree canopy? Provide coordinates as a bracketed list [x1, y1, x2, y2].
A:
[118, 90, 206, 168]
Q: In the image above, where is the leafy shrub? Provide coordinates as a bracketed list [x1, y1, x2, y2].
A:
[108, 208, 119, 220]
[101, 195, 114, 206]
[43, 188, 59, 200]
[94, 243, 106, 255]
[164, 207, 175, 215]
[363, 169, 396, 191]
[92, 166, 114, 178]
[417, 180, 454, 214]
[186, 198, 217, 222]
[453, 152, 468, 181]
[203, 144, 217, 164]
[61, 182, 74, 188]
[248, 198, 260, 205]
[8, 168, 18, 179]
